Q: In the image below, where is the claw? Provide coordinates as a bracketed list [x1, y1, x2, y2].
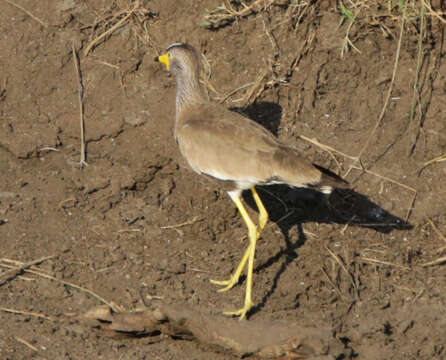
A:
[223, 302, 253, 320]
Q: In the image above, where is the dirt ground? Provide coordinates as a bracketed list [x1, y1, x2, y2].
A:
[1, 0, 446, 359]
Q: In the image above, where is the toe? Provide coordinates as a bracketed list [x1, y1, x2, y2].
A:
[210, 278, 230, 286]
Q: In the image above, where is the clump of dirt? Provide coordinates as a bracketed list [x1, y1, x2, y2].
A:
[1, 0, 445, 359]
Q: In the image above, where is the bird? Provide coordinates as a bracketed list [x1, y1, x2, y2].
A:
[155, 43, 348, 320]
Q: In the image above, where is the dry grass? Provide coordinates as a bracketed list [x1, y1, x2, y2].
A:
[83, 0, 158, 56]
[200, 0, 280, 29]
[419, 153, 446, 173]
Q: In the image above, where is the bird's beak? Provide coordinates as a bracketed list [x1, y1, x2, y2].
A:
[155, 53, 170, 71]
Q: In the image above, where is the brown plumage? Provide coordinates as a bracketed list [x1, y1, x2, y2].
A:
[156, 43, 348, 320]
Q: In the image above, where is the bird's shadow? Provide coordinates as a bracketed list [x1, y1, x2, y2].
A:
[230, 101, 412, 318]
[230, 101, 282, 136]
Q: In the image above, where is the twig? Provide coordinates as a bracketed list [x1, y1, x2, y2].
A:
[4, 0, 48, 27]
[357, 257, 409, 270]
[15, 337, 39, 352]
[405, 191, 417, 223]
[39, 147, 59, 152]
[340, 215, 357, 235]
[0, 306, 53, 321]
[427, 218, 446, 244]
[349, 165, 416, 193]
[72, 43, 87, 168]
[299, 134, 357, 161]
[300, 135, 357, 161]
[94, 59, 120, 69]
[344, 14, 405, 178]
[160, 216, 203, 229]
[422, 256, 446, 267]
[0, 255, 55, 286]
[419, 153, 446, 172]
[33, 269, 119, 311]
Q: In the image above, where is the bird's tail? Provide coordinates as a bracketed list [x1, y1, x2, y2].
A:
[309, 164, 350, 194]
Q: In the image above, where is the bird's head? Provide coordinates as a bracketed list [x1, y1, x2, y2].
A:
[155, 43, 200, 76]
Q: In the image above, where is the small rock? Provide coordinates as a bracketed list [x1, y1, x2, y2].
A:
[172, 261, 186, 275]
[157, 258, 168, 271]
[399, 319, 414, 334]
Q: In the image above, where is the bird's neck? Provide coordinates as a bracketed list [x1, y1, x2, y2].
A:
[175, 70, 207, 116]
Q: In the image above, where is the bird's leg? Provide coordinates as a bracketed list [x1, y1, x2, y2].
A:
[251, 187, 268, 232]
[210, 243, 250, 290]
[210, 188, 269, 320]
[210, 187, 269, 290]
[221, 195, 258, 320]
[209, 192, 255, 291]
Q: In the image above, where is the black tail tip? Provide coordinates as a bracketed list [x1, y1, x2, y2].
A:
[313, 164, 350, 190]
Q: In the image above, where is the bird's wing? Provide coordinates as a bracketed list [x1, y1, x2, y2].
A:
[176, 105, 281, 183]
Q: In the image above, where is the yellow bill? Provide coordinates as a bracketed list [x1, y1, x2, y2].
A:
[155, 53, 170, 71]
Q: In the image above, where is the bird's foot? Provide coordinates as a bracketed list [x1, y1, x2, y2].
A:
[210, 276, 240, 292]
[222, 301, 253, 320]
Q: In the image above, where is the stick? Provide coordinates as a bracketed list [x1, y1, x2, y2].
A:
[15, 337, 39, 352]
[160, 216, 203, 229]
[419, 153, 446, 172]
[349, 165, 416, 193]
[422, 256, 446, 267]
[427, 218, 446, 244]
[299, 135, 357, 161]
[0, 306, 53, 321]
[358, 257, 409, 270]
[72, 43, 87, 168]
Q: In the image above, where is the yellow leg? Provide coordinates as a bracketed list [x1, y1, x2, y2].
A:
[252, 187, 268, 232]
[209, 244, 251, 291]
[210, 187, 269, 320]
[210, 187, 268, 291]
